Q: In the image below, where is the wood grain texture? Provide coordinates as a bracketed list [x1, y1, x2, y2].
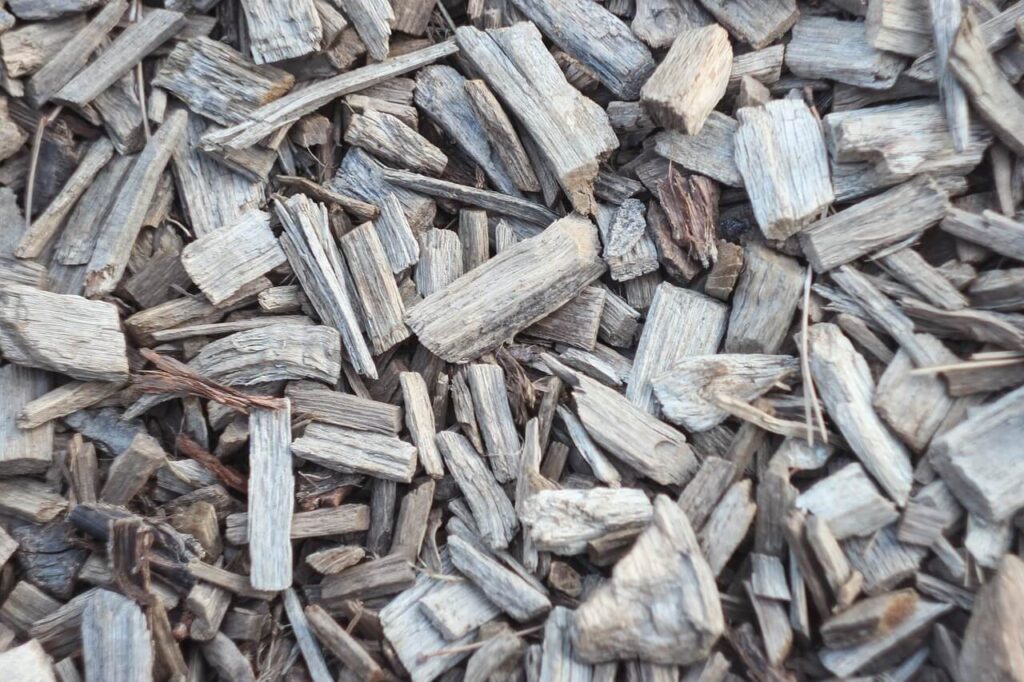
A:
[734, 99, 834, 240]
[292, 422, 416, 483]
[248, 404, 294, 591]
[725, 242, 804, 354]
[0, 363, 53, 476]
[407, 214, 605, 363]
[239, 0, 322, 64]
[786, 16, 906, 90]
[82, 590, 153, 682]
[340, 220, 410, 354]
[699, 0, 797, 48]
[345, 109, 447, 175]
[653, 112, 742, 187]
[466, 363, 521, 484]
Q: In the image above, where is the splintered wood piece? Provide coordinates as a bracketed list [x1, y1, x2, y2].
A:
[320, 554, 415, 604]
[950, 9, 1024, 155]
[345, 110, 447, 176]
[153, 36, 295, 126]
[372, 193, 418, 275]
[239, 0, 322, 64]
[82, 590, 152, 682]
[454, 23, 617, 214]
[334, 0, 392, 61]
[306, 546, 365, 575]
[226, 504, 369, 544]
[447, 534, 550, 622]
[654, 112, 741, 187]
[200, 632, 255, 682]
[819, 598, 951, 677]
[820, 589, 919, 648]
[419, 579, 501, 641]
[653, 354, 799, 432]
[247, 404, 293, 591]
[415, 228, 463, 297]
[286, 380, 401, 434]
[745, 581, 792, 666]
[282, 590, 332, 682]
[85, 108, 187, 297]
[15, 137, 114, 258]
[699, 480, 757, 576]
[340, 220, 410, 354]
[940, 208, 1024, 262]
[751, 553, 791, 601]
[867, 0, 933, 56]
[567, 368, 697, 486]
[0, 284, 128, 382]
[305, 604, 383, 681]
[414, 65, 520, 196]
[407, 214, 605, 363]
[787, 16, 906, 90]
[556, 405, 623, 486]
[960, 554, 1024, 680]
[181, 210, 285, 305]
[734, 99, 834, 240]
[526, 286, 606, 350]
[203, 41, 457, 152]
[677, 456, 736, 531]
[627, 283, 728, 414]
[53, 9, 186, 107]
[824, 100, 989, 178]
[725, 243, 804, 354]
[595, 201, 659, 282]
[877, 246, 968, 311]
[99, 432, 165, 505]
[698, 0, 797, 48]
[874, 344, 957, 452]
[640, 24, 731, 134]
[463, 80, 539, 193]
[807, 323, 914, 505]
[0, 640, 56, 681]
[125, 324, 340, 417]
[399, 372, 442, 478]
[800, 176, 949, 272]
[0, 364, 53, 476]
[458, 209, 489, 272]
[389, 477, 435, 561]
[797, 462, 900, 540]
[508, 0, 655, 99]
[930, 383, 1024, 522]
[436, 431, 518, 549]
[276, 193, 376, 378]
[633, 0, 711, 49]
[521, 488, 652, 555]
[466, 363, 521, 483]
[291, 422, 416, 483]
[572, 495, 723, 664]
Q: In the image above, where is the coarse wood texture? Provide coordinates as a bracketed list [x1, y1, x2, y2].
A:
[248, 404, 293, 590]
[640, 25, 732, 135]
[82, 590, 152, 682]
[786, 16, 906, 90]
[340, 221, 410, 354]
[344, 110, 447, 176]
[734, 99, 834, 240]
[286, 381, 401, 435]
[53, 9, 186, 107]
[407, 215, 605, 362]
[521, 488, 652, 555]
[153, 36, 295, 126]
[292, 422, 416, 483]
[181, 210, 285, 305]
[698, 0, 797, 48]
[572, 496, 723, 664]
[239, 0, 322, 64]
[0, 284, 128, 381]
[0, 364, 53, 475]
[0, 640, 56, 681]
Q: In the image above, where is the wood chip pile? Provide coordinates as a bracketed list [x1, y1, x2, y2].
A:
[1, 0, 1024, 679]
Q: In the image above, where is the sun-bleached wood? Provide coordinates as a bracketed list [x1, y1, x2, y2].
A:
[448, 535, 551, 622]
[153, 36, 295, 126]
[677, 456, 736, 531]
[291, 422, 416, 483]
[526, 286, 605, 350]
[239, 0, 322, 64]
[627, 283, 728, 414]
[276, 193, 376, 378]
[455, 23, 617, 214]
[699, 480, 757, 576]
[340, 221, 410, 354]
[807, 324, 914, 505]
[419, 579, 501, 642]
[725, 243, 804, 353]
[930, 383, 1024, 522]
[521, 488, 652, 555]
[787, 16, 906, 90]
[372, 193, 418, 274]
[181, 210, 285, 305]
[640, 25, 731, 134]
[0, 364, 53, 476]
[867, 0, 933, 56]
[305, 604, 383, 681]
[654, 354, 799, 432]
[633, 0, 710, 48]
[800, 176, 949, 272]
[0, 284, 128, 382]
[556, 405, 623, 487]
[874, 344, 956, 452]
[698, 0, 797, 48]
[949, 10, 1024, 155]
[85, 108, 188, 297]
[653, 112, 741, 187]
[99, 432, 165, 505]
[278, 383, 399, 436]
[436, 431, 518, 549]
[508, 0, 655, 99]
[572, 495, 723, 664]
[877, 246, 968, 310]
[202, 41, 456, 152]
[407, 215, 605, 363]
[333, 0, 392, 61]
[734, 99, 834, 240]
[463, 81, 539, 193]
[940, 207, 1024, 262]
[225, 504, 369, 544]
[415, 228, 463, 297]
[54, 9, 185, 107]
[959, 554, 1024, 681]
[247, 404, 293, 591]
[82, 590, 152, 682]
[0, 640, 56, 682]
[466, 363, 520, 484]
[345, 110, 447, 176]
[399, 372, 442, 478]
[796, 464, 899, 540]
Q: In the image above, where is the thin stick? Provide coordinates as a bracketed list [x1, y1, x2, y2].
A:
[800, 266, 828, 444]
[134, 0, 151, 140]
[909, 358, 1024, 375]
[24, 107, 63, 229]
[176, 432, 249, 494]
